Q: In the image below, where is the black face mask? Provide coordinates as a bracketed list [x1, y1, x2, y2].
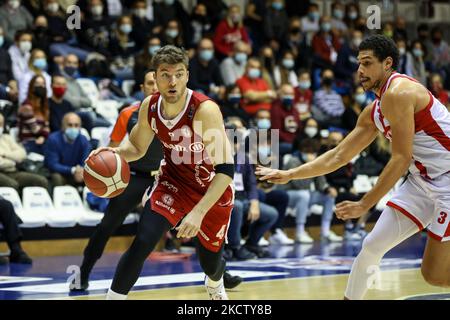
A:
[33, 86, 46, 98]
[264, 57, 273, 69]
[35, 26, 48, 34]
[322, 77, 333, 86]
[290, 27, 301, 34]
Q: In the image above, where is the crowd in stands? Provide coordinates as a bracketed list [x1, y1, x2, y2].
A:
[0, 0, 450, 262]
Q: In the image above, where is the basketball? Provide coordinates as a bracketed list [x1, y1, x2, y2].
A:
[83, 150, 130, 198]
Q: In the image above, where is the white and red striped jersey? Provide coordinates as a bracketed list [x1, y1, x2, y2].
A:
[371, 72, 450, 179]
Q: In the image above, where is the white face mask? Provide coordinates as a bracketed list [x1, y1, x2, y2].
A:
[399, 47, 406, 55]
[304, 126, 318, 138]
[9, 0, 20, 10]
[91, 5, 103, 16]
[19, 40, 32, 53]
[134, 8, 147, 18]
[47, 2, 59, 13]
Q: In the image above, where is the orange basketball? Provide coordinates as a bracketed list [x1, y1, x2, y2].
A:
[83, 150, 130, 198]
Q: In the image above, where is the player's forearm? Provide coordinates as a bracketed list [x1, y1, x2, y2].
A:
[115, 140, 145, 162]
[287, 148, 346, 180]
[360, 154, 410, 209]
[193, 173, 233, 217]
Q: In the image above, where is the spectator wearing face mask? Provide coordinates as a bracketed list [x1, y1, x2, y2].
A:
[334, 29, 362, 88]
[49, 74, 74, 132]
[220, 41, 250, 87]
[341, 85, 369, 131]
[263, 0, 289, 54]
[221, 87, 250, 123]
[18, 75, 50, 154]
[273, 50, 298, 89]
[0, 0, 33, 43]
[271, 84, 300, 156]
[190, 3, 213, 47]
[292, 117, 321, 154]
[8, 30, 33, 83]
[236, 58, 277, 117]
[133, 37, 161, 95]
[188, 38, 225, 100]
[44, 112, 91, 187]
[409, 40, 427, 86]
[213, 4, 250, 60]
[343, 2, 360, 31]
[153, 0, 192, 48]
[282, 17, 313, 72]
[312, 69, 345, 128]
[129, 0, 156, 50]
[300, 2, 320, 46]
[0, 113, 48, 192]
[18, 49, 52, 104]
[294, 70, 313, 120]
[258, 45, 276, 91]
[109, 15, 137, 80]
[161, 19, 185, 48]
[330, 1, 347, 34]
[396, 38, 413, 77]
[312, 15, 341, 69]
[31, 15, 51, 57]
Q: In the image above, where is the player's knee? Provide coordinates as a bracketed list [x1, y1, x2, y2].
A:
[360, 233, 382, 256]
[421, 266, 450, 287]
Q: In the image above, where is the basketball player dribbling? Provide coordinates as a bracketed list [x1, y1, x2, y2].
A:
[256, 35, 450, 299]
[87, 45, 235, 300]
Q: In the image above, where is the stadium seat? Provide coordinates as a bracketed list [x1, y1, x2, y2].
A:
[94, 100, 119, 125]
[22, 187, 78, 228]
[0, 187, 46, 228]
[90, 126, 112, 147]
[121, 79, 135, 97]
[353, 175, 372, 193]
[82, 187, 136, 224]
[76, 78, 100, 104]
[53, 186, 104, 226]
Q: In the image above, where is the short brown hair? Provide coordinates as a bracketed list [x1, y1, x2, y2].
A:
[151, 45, 189, 71]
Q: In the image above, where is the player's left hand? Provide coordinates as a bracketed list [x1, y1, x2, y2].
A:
[335, 200, 368, 220]
[176, 210, 204, 239]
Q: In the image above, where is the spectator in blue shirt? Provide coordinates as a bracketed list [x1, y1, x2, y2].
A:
[44, 112, 91, 187]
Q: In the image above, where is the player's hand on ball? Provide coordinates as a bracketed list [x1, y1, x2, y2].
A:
[335, 201, 368, 220]
[86, 147, 117, 163]
[176, 210, 204, 239]
[255, 166, 292, 184]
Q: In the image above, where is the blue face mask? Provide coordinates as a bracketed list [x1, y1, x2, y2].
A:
[248, 68, 261, 79]
[309, 11, 319, 20]
[64, 66, 78, 77]
[354, 93, 366, 105]
[282, 58, 295, 69]
[0, 36, 4, 47]
[321, 23, 331, 32]
[166, 29, 178, 38]
[228, 94, 241, 104]
[258, 145, 271, 159]
[199, 49, 214, 61]
[333, 9, 344, 20]
[272, 2, 283, 10]
[257, 118, 271, 129]
[234, 52, 247, 64]
[65, 127, 80, 141]
[349, 11, 358, 20]
[148, 45, 161, 55]
[282, 95, 294, 106]
[298, 80, 311, 89]
[119, 24, 132, 34]
[413, 48, 423, 57]
[33, 58, 47, 70]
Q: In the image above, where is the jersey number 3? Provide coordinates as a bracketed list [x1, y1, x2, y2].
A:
[438, 212, 448, 225]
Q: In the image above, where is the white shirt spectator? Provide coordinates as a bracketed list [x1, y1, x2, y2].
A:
[273, 66, 299, 88]
[300, 16, 319, 45]
[220, 57, 246, 87]
[8, 44, 30, 83]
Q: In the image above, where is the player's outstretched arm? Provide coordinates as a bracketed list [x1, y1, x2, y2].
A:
[176, 100, 234, 238]
[116, 96, 155, 162]
[256, 105, 378, 183]
[337, 86, 415, 219]
[86, 97, 155, 162]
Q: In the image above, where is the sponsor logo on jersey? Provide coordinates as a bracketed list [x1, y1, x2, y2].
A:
[198, 229, 210, 241]
[189, 142, 205, 152]
[212, 241, 220, 247]
[155, 200, 176, 214]
[162, 194, 174, 206]
[161, 181, 179, 193]
[161, 141, 187, 152]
